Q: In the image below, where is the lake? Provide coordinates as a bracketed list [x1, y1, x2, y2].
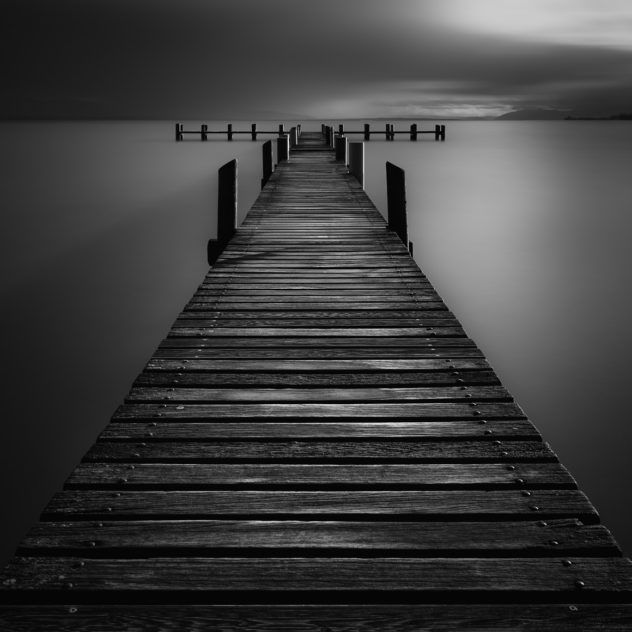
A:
[1, 120, 631, 563]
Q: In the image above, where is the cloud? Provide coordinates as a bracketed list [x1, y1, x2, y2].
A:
[2, 0, 631, 118]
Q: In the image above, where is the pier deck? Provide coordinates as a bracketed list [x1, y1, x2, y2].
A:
[1, 130, 632, 629]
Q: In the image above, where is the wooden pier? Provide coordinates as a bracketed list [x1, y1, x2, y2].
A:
[1, 129, 632, 630]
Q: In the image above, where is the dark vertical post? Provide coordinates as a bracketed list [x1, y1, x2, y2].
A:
[386, 123, 390, 140]
[251, 123, 257, 141]
[227, 123, 233, 141]
[277, 135, 289, 162]
[335, 135, 348, 162]
[364, 123, 370, 140]
[279, 124, 285, 137]
[201, 124, 208, 141]
[261, 140, 272, 188]
[338, 124, 344, 136]
[297, 124, 301, 136]
[348, 142, 365, 188]
[329, 126, 335, 149]
[435, 124, 441, 141]
[410, 124, 418, 141]
[175, 123, 183, 141]
[386, 161, 408, 248]
[290, 126, 297, 148]
[440, 124, 446, 141]
[208, 159, 238, 265]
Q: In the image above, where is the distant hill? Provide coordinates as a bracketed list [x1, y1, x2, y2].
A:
[496, 109, 566, 120]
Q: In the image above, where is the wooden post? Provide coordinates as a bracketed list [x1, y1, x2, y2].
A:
[277, 135, 289, 162]
[434, 124, 446, 141]
[297, 124, 301, 136]
[201, 124, 208, 141]
[208, 159, 238, 265]
[290, 126, 298, 148]
[251, 123, 257, 141]
[386, 123, 390, 140]
[386, 161, 408, 248]
[335, 135, 348, 162]
[278, 124, 285, 137]
[348, 142, 364, 188]
[329, 126, 335, 149]
[338, 124, 344, 136]
[175, 123, 183, 141]
[261, 140, 272, 189]
[440, 124, 446, 141]
[410, 124, 417, 141]
[364, 123, 370, 141]
[227, 123, 233, 141]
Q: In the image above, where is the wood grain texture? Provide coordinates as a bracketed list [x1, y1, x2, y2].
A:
[20, 519, 618, 556]
[3, 557, 632, 597]
[2, 604, 632, 632]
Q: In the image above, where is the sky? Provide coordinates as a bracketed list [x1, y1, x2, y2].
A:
[2, 0, 632, 119]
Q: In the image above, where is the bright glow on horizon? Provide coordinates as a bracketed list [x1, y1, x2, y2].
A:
[439, 0, 632, 50]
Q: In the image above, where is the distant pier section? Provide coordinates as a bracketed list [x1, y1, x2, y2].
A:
[175, 121, 446, 141]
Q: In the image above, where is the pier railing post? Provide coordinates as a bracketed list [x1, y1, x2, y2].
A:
[335, 135, 348, 162]
[329, 126, 335, 149]
[278, 124, 285, 138]
[348, 142, 365, 188]
[261, 140, 272, 189]
[434, 124, 446, 141]
[227, 123, 233, 141]
[386, 161, 409, 251]
[201, 124, 208, 141]
[364, 124, 370, 141]
[277, 135, 290, 162]
[175, 123, 183, 141]
[338, 124, 344, 136]
[290, 126, 298, 149]
[386, 123, 391, 140]
[208, 159, 238, 265]
[251, 123, 257, 141]
[410, 124, 418, 141]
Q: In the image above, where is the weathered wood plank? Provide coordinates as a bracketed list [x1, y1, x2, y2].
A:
[2, 604, 632, 632]
[112, 401, 524, 420]
[66, 462, 575, 489]
[124, 385, 511, 403]
[101, 419, 539, 440]
[85, 439, 554, 463]
[133, 369, 500, 388]
[3, 557, 631, 598]
[19, 520, 617, 556]
[41, 489, 599, 521]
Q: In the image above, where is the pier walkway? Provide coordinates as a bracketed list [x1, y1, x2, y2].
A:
[1, 130, 632, 630]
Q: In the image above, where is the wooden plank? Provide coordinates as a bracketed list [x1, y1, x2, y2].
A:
[151, 347, 485, 359]
[41, 489, 599, 521]
[65, 462, 575, 489]
[19, 520, 617, 556]
[86, 439, 553, 463]
[2, 604, 632, 632]
[112, 401, 525, 420]
[133, 369, 501, 387]
[101, 420, 539, 440]
[124, 385, 511, 403]
[3, 557, 631, 598]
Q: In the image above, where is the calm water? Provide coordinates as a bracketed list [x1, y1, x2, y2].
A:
[1, 120, 631, 563]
